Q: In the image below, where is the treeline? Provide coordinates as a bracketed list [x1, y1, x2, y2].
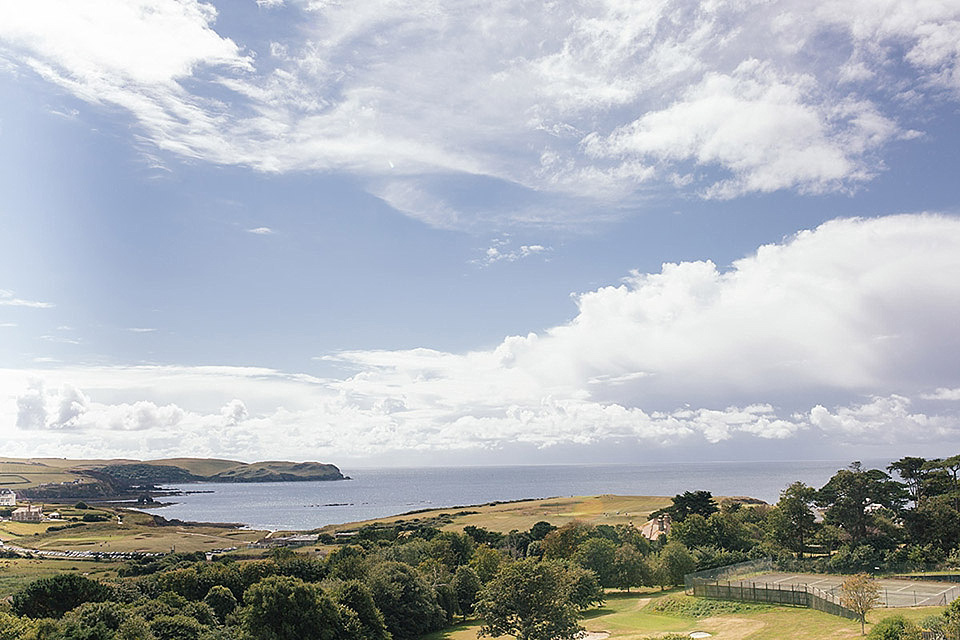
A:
[644, 456, 960, 574]
[3, 455, 960, 639]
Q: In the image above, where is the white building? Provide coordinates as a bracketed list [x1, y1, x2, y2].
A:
[0, 490, 16, 507]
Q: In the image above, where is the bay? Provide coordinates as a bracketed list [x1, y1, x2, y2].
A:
[138, 459, 877, 531]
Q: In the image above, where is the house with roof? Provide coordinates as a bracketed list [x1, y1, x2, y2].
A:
[640, 513, 672, 541]
[0, 489, 16, 507]
[12, 505, 43, 522]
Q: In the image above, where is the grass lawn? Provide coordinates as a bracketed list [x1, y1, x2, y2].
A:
[424, 590, 946, 640]
[0, 557, 120, 597]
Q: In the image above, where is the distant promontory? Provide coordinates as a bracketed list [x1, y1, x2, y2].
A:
[3, 457, 345, 501]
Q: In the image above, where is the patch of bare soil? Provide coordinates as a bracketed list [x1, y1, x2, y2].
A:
[696, 616, 765, 639]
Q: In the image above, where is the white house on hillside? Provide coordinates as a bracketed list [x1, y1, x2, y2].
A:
[0, 490, 16, 507]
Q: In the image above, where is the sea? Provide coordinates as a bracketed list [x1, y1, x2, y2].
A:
[136, 459, 880, 531]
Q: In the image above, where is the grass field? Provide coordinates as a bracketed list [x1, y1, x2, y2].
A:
[0, 557, 121, 597]
[319, 494, 674, 536]
[0, 505, 265, 555]
[0, 459, 104, 489]
[423, 589, 945, 640]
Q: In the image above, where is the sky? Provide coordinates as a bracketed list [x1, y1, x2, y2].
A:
[2, 0, 960, 468]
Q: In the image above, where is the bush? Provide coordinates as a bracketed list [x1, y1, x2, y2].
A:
[867, 614, 921, 640]
[150, 614, 204, 640]
[649, 594, 771, 618]
[12, 573, 112, 619]
[82, 512, 111, 522]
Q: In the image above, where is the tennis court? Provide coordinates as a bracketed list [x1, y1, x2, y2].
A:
[725, 572, 960, 608]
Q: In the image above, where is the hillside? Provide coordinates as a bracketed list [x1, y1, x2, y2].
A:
[317, 494, 675, 536]
[0, 457, 344, 501]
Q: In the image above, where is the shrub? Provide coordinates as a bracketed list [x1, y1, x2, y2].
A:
[11, 573, 112, 619]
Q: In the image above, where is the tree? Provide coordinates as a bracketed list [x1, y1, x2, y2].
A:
[529, 521, 557, 541]
[150, 614, 205, 640]
[452, 565, 482, 616]
[670, 513, 713, 548]
[817, 462, 907, 545]
[840, 573, 880, 635]
[613, 543, 647, 592]
[902, 495, 960, 554]
[475, 559, 589, 640]
[0, 611, 35, 640]
[12, 573, 112, 619]
[659, 541, 696, 587]
[333, 580, 390, 640]
[541, 522, 591, 559]
[572, 537, 618, 587]
[469, 545, 503, 583]
[888, 457, 931, 507]
[203, 585, 237, 624]
[770, 482, 818, 558]
[242, 575, 360, 640]
[666, 491, 718, 523]
[366, 561, 445, 640]
[55, 601, 152, 640]
[563, 562, 605, 610]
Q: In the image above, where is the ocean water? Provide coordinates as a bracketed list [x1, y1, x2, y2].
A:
[137, 460, 874, 531]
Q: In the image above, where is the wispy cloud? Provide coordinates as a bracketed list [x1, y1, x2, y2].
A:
[127, 327, 157, 333]
[475, 238, 552, 266]
[40, 335, 81, 345]
[0, 289, 53, 308]
[246, 227, 274, 235]
[1, 1, 958, 227]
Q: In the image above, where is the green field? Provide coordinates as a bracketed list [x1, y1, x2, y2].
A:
[424, 589, 945, 640]
[0, 505, 265, 554]
[0, 557, 121, 597]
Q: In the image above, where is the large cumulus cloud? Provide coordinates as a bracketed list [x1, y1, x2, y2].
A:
[2, 213, 960, 460]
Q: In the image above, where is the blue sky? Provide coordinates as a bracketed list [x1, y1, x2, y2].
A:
[2, 0, 960, 467]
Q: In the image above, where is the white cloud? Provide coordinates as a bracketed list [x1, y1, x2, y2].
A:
[246, 227, 274, 235]
[0, 289, 54, 308]
[40, 335, 81, 345]
[220, 399, 248, 425]
[1, 213, 958, 460]
[922, 388, 960, 401]
[475, 238, 552, 266]
[2, 1, 959, 225]
[809, 394, 959, 443]
[583, 60, 899, 198]
[128, 327, 157, 333]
